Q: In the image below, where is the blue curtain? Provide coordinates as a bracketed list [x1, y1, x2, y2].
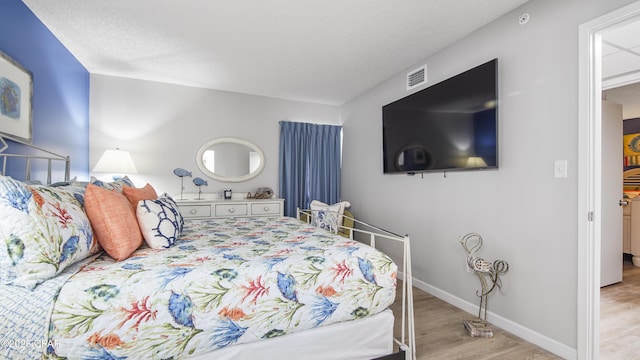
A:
[279, 121, 342, 217]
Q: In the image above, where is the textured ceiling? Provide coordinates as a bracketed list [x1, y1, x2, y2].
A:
[602, 18, 640, 112]
[22, 0, 529, 105]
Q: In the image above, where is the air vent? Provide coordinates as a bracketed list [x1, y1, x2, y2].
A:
[406, 64, 427, 90]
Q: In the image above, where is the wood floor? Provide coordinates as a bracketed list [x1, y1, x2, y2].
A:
[600, 256, 640, 360]
[391, 257, 640, 359]
[390, 284, 561, 360]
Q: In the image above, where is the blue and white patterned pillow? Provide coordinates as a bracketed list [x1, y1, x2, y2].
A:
[310, 200, 342, 233]
[0, 176, 99, 289]
[136, 194, 184, 249]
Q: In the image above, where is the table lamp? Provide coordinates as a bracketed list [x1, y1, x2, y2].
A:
[93, 148, 137, 179]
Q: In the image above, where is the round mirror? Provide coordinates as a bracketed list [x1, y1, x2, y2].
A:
[196, 137, 265, 182]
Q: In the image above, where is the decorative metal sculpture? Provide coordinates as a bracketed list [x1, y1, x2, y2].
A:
[193, 177, 208, 200]
[173, 168, 192, 200]
[459, 232, 509, 337]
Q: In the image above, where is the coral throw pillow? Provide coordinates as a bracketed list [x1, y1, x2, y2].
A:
[85, 184, 142, 261]
[122, 183, 158, 209]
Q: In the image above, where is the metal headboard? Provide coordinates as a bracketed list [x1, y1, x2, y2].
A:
[0, 135, 70, 184]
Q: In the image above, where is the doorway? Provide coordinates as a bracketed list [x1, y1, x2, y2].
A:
[578, 2, 640, 359]
[599, 19, 640, 287]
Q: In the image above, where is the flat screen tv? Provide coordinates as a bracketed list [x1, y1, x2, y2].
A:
[382, 58, 498, 174]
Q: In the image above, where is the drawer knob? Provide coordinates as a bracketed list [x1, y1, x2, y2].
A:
[228, 208, 235, 213]
[190, 209, 197, 214]
[263, 206, 269, 211]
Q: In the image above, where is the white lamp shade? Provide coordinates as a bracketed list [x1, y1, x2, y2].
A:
[93, 149, 138, 174]
[466, 156, 487, 168]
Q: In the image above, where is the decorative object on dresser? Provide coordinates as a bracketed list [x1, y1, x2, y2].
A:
[192, 177, 208, 199]
[223, 188, 232, 199]
[247, 186, 273, 199]
[459, 232, 509, 338]
[172, 167, 192, 200]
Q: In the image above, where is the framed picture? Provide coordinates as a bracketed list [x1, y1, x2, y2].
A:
[626, 133, 639, 167]
[0, 50, 33, 143]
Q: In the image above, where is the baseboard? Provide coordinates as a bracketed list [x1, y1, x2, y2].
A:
[409, 277, 577, 360]
[372, 350, 405, 360]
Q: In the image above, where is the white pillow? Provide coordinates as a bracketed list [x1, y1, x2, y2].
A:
[309, 200, 350, 233]
[136, 195, 184, 249]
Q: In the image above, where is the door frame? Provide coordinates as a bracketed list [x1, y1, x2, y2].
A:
[578, 2, 640, 359]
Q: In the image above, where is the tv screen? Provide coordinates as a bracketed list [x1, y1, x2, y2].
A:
[382, 59, 498, 174]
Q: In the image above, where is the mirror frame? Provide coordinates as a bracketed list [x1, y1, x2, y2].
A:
[196, 137, 265, 183]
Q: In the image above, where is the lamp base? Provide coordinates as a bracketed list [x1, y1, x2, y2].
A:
[463, 318, 493, 338]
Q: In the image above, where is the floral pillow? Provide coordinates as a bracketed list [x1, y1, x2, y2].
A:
[310, 200, 351, 230]
[310, 200, 343, 233]
[50, 180, 90, 208]
[90, 176, 134, 192]
[136, 194, 184, 249]
[0, 176, 99, 289]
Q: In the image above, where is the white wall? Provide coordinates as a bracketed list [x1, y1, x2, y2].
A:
[341, 0, 637, 357]
[624, 104, 640, 119]
[89, 74, 341, 196]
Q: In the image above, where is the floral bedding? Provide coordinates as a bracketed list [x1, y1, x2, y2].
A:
[48, 216, 397, 359]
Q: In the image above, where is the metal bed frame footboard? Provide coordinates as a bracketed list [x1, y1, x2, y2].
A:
[0, 135, 70, 184]
[297, 208, 416, 360]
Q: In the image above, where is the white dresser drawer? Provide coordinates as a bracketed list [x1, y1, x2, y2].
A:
[250, 202, 282, 216]
[214, 203, 248, 217]
[176, 197, 283, 219]
[180, 204, 212, 218]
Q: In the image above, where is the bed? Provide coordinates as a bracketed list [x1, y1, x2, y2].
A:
[0, 136, 415, 360]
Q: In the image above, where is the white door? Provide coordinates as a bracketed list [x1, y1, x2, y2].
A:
[600, 100, 623, 287]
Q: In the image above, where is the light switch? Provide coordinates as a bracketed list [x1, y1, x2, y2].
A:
[554, 160, 568, 178]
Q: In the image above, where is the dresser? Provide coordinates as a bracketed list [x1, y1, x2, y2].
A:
[176, 196, 284, 219]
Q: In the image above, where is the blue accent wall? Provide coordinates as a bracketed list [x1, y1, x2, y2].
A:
[0, 0, 89, 180]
